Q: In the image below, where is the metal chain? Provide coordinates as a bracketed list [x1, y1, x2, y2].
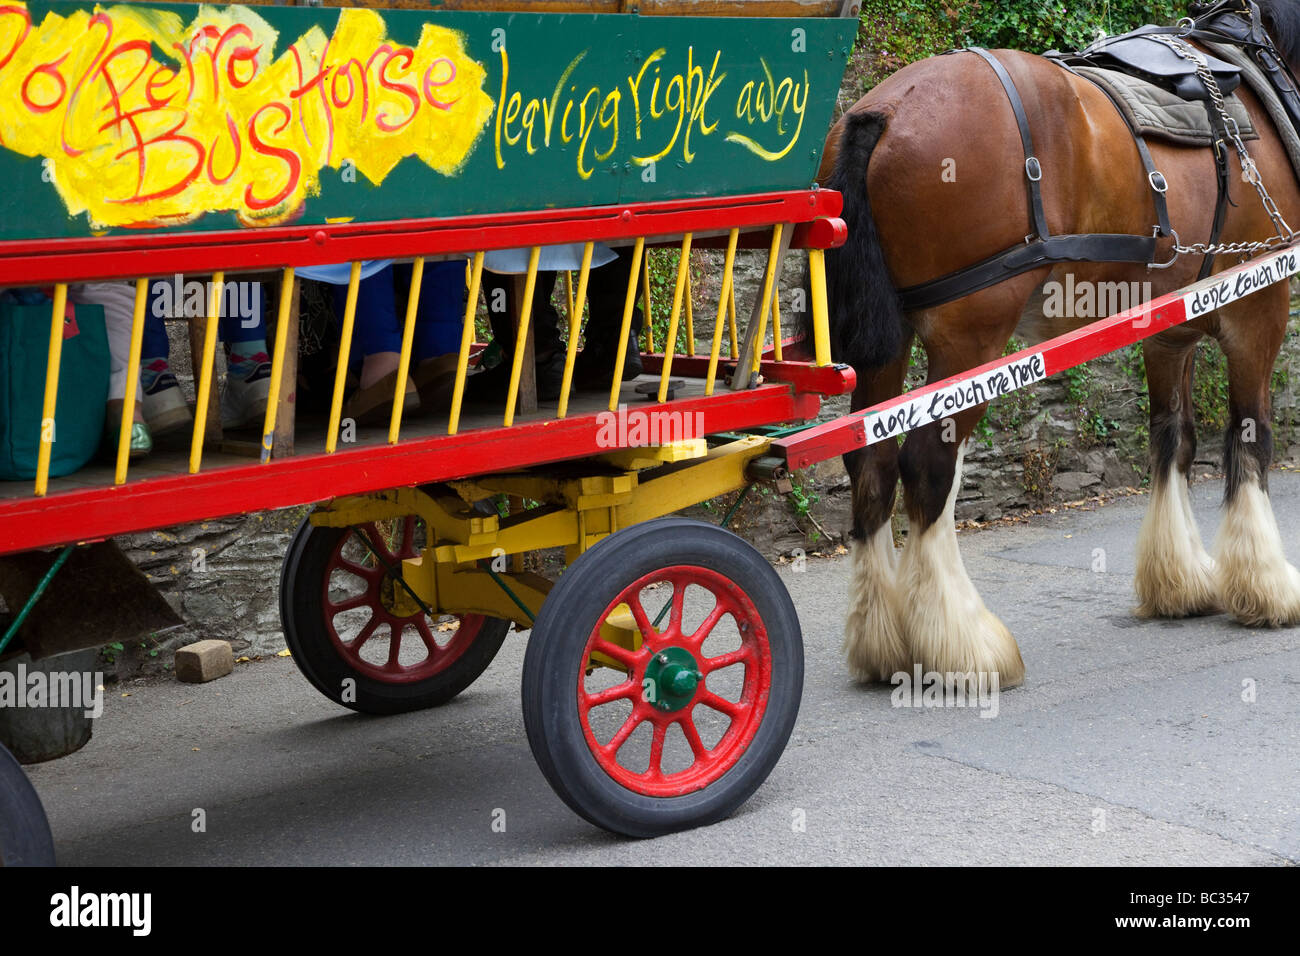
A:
[1148, 34, 1298, 258]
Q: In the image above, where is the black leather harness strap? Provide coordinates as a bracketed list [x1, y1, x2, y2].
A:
[1202, 110, 1235, 279]
[966, 46, 1050, 241]
[898, 233, 1161, 313]
[1131, 130, 1175, 239]
[897, 48, 1159, 313]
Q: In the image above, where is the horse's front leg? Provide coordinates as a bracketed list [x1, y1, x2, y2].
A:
[1213, 286, 1300, 625]
[1134, 330, 1219, 617]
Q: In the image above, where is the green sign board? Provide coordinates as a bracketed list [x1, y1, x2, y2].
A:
[0, 2, 854, 241]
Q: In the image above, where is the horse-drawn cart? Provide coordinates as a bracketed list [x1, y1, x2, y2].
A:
[7, 0, 1300, 863]
[0, 0, 860, 856]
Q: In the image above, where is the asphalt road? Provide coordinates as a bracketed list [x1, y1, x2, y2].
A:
[26, 473, 1300, 865]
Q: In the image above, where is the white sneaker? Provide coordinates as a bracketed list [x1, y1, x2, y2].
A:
[221, 361, 272, 429]
[140, 359, 193, 436]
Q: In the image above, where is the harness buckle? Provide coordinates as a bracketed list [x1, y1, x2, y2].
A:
[1025, 157, 1043, 182]
[1148, 170, 1168, 193]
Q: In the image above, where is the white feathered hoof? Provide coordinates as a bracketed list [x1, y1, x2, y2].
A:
[842, 528, 909, 683]
[1134, 467, 1218, 618]
[1215, 480, 1300, 627]
[896, 521, 1025, 689]
[904, 601, 1026, 690]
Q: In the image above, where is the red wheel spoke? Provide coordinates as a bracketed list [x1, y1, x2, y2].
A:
[625, 593, 656, 640]
[702, 646, 753, 674]
[414, 618, 440, 656]
[647, 722, 667, 778]
[698, 690, 742, 719]
[346, 616, 380, 652]
[668, 580, 686, 632]
[687, 601, 728, 647]
[385, 623, 403, 669]
[326, 592, 372, 615]
[584, 680, 637, 708]
[396, 515, 419, 559]
[335, 557, 379, 581]
[591, 639, 640, 671]
[602, 712, 644, 756]
[679, 714, 709, 760]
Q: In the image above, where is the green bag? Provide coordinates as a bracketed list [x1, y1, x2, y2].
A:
[0, 298, 109, 480]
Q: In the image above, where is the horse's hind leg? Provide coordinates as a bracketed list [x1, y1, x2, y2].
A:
[1211, 285, 1300, 625]
[896, 421, 1025, 687]
[842, 352, 911, 682]
[1134, 330, 1218, 617]
[892, 285, 1035, 689]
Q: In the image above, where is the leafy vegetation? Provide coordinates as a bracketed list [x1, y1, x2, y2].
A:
[857, 0, 1185, 87]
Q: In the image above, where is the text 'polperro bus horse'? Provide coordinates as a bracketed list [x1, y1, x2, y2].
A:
[812, 0, 1300, 686]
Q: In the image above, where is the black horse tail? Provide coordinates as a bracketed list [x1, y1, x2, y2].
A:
[801, 110, 909, 373]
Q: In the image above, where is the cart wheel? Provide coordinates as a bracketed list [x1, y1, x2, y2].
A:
[0, 740, 55, 866]
[522, 517, 802, 837]
[280, 514, 510, 715]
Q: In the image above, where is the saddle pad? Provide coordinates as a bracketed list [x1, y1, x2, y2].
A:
[1074, 66, 1257, 147]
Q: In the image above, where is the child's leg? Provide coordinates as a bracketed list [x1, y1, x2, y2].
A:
[331, 267, 405, 385]
[68, 282, 141, 403]
[403, 260, 466, 362]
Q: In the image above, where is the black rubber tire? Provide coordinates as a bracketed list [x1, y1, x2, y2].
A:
[0, 741, 55, 866]
[521, 517, 803, 837]
[280, 515, 510, 715]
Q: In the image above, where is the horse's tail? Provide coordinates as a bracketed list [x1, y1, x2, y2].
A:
[803, 110, 909, 373]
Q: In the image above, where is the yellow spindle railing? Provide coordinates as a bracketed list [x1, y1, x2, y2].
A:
[656, 234, 692, 403]
[388, 257, 424, 444]
[706, 229, 740, 397]
[771, 284, 783, 362]
[503, 246, 541, 428]
[114, 278, 149, 485]
[33, 283, 67, 496]
[641, 252, 654, 353]
[558, 243, 594, 419]
[748, 224, 783, 376]
[189, 272, 224, 474]
[727, 282, 739, 357]
[808, 248, 832, 366]
[261, 268, 295, 464]
[610, 236, 646, 411]
[684, 269, 695, 357]
[325, 261, 362, 454]
[448, 251, 484, 436]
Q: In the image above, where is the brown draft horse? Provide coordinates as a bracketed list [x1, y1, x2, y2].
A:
[815, 0, 1300, 687]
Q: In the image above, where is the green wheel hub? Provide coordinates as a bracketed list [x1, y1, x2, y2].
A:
[644, 646, 702, 712]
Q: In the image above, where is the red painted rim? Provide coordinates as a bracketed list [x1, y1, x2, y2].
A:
[577, 565, 772, 798]
[321, 517, 482, 684]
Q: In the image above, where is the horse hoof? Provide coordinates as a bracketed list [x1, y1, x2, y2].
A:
[908, 607, 1025, 690]
[1134, 554, 1220, 619]
[1219, 560, 1300, 627]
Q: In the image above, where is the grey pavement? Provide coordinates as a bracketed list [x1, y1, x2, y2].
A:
[25, 473, 1300, 865]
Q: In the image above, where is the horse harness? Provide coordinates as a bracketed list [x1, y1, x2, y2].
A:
[896, 0, 1300, 313]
